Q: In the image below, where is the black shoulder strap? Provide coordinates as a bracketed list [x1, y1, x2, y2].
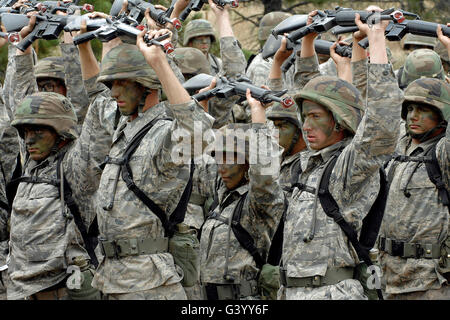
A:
[317, 153, 384, 300]
[289, 156, 303, 189]
[425, 144, 449, 212]
[230, 192, 265, 269]
[210, 54, 220, 74]
[266, 197, 289, 266]
[56, 153, 99, 268]
[245, 53, 257, 73]
[120, 117, 195, 237]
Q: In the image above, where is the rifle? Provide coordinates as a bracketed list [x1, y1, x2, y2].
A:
[0, 0, 17, 7]
[178, 0, 238, 21]
[271, 14, 308, 38]
[27, 1, 94, 15]
[183, 73, 295, 108]
[110, 0, 181, 31]
[72, 17, 174, 53]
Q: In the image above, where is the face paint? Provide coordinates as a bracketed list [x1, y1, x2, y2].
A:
[190, 36, 211, 55]
[406, 103, 441, 139]
[37, 78, 66, 96]
[111, 79, 146, 116]
[23, 125, 58, 162]
[302, 100, 341, 150]
[218, 154, 248, 190]
[273, 120, 297, 154]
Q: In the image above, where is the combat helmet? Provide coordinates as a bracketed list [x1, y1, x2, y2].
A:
[402, 78, 450, 123]
[97, 43, 161, 90]
[258, 11, 292, 42]
[11, 92, 78, 140]
[35, 56, 65, 82]
[183, 19, 216, 46]
[402, 34, 437, 50]
[399, 49, 445, 89]
[293, 76, 364, 135]
[173, 47, 211, 77]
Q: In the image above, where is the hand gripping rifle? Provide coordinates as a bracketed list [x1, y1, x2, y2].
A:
[183, 73, 295, 108]
[110, 0, 181, 31]
[178, 0, 238, 22]
[26, 1, 94, 15]
[71, 17, 174, 53]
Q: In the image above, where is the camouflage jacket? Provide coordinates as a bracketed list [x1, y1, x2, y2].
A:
[7, 78, 116, 299]
[352, 58, 369, 102]
[200, 124, 285, 285]
[380, 128, 450, 294]
[279, 151, 305, 200]
[282, 64, 402, 299]
[246, 53, 295, 91]
[91, 97, 214, 294]
[208, 53, 223, 76]
[294, 55, 321, 90]
[318, 58, 337, 77]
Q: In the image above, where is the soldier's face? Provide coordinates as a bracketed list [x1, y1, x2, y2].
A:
[37, 78, 67, 97]
[23, 125, 58, 162]
[406, 103, 441, 138]
[273, 120, 298, 155]
[302, 100, 341, 150]
[111, 79, 146, 116]
[218, 154, 249, 190]
[190, 36, 211, 55]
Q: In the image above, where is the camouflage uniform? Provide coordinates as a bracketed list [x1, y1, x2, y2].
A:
[173, 47, 212, 78]
[7, 91, 115, 300]
[434, 41, 450, 76]
[318, 58, 338, 77]
[90, 44, 214, 300]
[183, 19, 223, 76]
[379, 78, 450, 299]
[200, 123, 285, 299]
[398, 49, 446, 89]
[279, 60, 403, 299]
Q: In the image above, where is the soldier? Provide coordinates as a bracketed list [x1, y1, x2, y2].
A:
[435, 41, 450, 77]
[173, 47, 212, 80]
[402, 34, 437, 53]
[398, 49, 446, 90]
[278, 11, 402, 300]
[77, 24, 214, 299]
[246, 11, 295, 91]
[200, 97, 285, 299]
[183, 19, 223, 75]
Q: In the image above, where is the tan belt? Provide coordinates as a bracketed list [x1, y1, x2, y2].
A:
[280, 267, 355, 288]
[100, 237, 169, 259]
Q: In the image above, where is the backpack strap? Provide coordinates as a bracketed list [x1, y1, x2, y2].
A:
[120, 117, 195, 237]
[56, 153, 99, 268]
[317, 154, 384, 300]
[425, 144, 449, 212]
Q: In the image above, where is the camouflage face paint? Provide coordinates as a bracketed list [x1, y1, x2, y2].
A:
[23, 125, 58, 162]
[111, 79, 146, 116]
[406, 103, 441, 138]
[191, 36, 211, 55]
[37, 78, 66, 96]
[218, 154, 248, 190]
[302, 100, 341, 150]
[273, 120, 297, 154]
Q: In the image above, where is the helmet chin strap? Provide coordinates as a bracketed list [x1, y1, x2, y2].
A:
[406, 121, 447, 143]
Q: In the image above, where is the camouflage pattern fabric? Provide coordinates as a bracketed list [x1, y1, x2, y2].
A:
[399, 49, 446, 89]
[402, 34, 437, 50]
[91, 97, 214, 296]
[35, 56, 65, 81]
[379, 78, 450, 297]
[174, 47, 211, 76]
[208, 53, 223, 76]
[435, 41, 450, 64]
[200, 123, 285, 289]
[258, 12, 292, 42]
[183, 19, 217, 46]
[7, 91, 116, 300]
[352, 58, 369, 102]
[281, 64, 403, 300]
[319, 58, 337, 77]
[294, 55, 321, 90]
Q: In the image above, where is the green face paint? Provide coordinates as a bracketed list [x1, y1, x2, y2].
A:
[191, 36, 211, 55]
[24, 125, 58, 162]
[218, 154, 248, 190]
[273, 120, 297, 154]
[111, 79, 146, 116]
[406, 103, 441, 139]
[302, 100, 340, 150]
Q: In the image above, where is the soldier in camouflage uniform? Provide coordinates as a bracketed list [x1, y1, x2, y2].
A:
[173, 47, 212, 80]
[398, 49, 446, 90]
[183, 19, 223, 76]
[402, 34, 437, 53]
[278, 12, 402, 300]
[6, 89, 114, 300]
[200, 116, 285, 299]
[378, 77, 450, 300]
[246, 12, 296, 91]
[82, 26, 214, 299]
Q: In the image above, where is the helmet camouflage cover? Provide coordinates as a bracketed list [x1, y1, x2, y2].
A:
[293, 76, 364, 134]
[258, 11, 292, 42]
[173, 47, 211, 76]
[402, 34, 437, 49]
[11, 92, 78, 140]
[266, 100, 301, 128]
[400, 49, 445, 89]
[35, 56, 65, 82]
[183, 19, 216, 46]
[402, 78, 450, 122]
[97, 43, 161, 90]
